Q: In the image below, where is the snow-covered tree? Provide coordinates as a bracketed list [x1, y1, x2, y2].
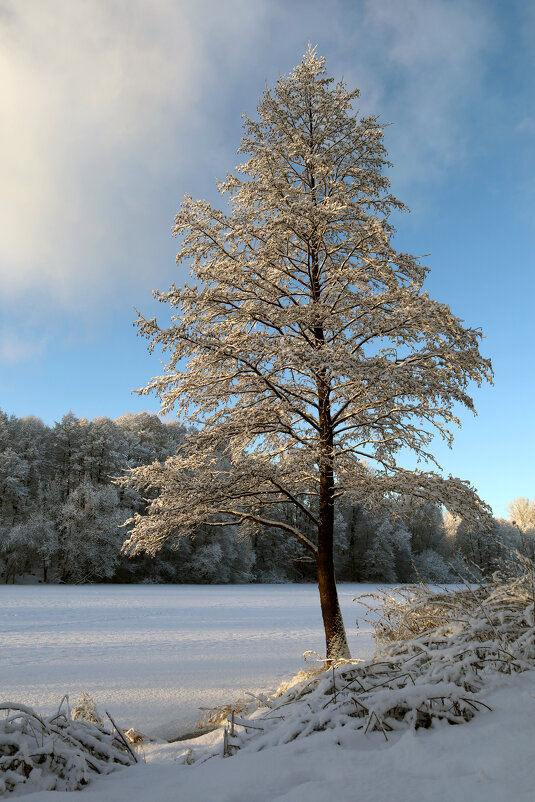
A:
[58, 481, 124, 583]
[121, 50, 492, 658]
[250, 510, 311, 583]
[337, 502, 375, 581]
[80, 417, 128, 485]
[336, 501, 413, 582]
[412, 549, 453, 583]
[500, 504, 535, 561]
[116, 413, 186, 467]
[443, 509, 461, 541]
[361, 516, 398, 583]
[5, 512, 58, 582]
[493, 517, 525, 558]
[51, 413, 88, 500]
[397, 497, 450, 558]
[507, 498, 535, 534]
[0, 449, 30, 528]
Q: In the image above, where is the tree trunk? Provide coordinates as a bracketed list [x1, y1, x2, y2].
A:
[317, 462, 351, 662]
[308, 186, 351, 662]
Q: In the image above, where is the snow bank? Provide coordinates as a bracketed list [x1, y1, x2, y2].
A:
[22, 671, 535, 802]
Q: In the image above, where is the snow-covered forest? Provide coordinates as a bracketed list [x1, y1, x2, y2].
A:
[0, 409, 530, 586]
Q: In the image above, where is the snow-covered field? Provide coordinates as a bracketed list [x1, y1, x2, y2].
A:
[0, 583, 376, 740]
[2, 583, 535, 801]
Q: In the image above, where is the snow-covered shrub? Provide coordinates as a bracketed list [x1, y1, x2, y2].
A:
[0, 698, 136, 795]
[363, 561, 535, 650]
[189, 562, 535, 761]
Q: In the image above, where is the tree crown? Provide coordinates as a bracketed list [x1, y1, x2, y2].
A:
[125, 48, 492, 556]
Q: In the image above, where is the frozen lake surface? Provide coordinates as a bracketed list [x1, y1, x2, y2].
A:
[0, 583, 377, 739]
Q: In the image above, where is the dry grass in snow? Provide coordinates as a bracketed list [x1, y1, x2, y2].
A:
[0, 695, 137, 795]
[192, 561, 535, 760]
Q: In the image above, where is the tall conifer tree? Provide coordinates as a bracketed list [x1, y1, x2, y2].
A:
[123, 49, 492, 659]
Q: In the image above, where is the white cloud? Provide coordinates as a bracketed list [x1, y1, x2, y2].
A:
[0, 0, 270, 304]
[0, 0, 499, 329]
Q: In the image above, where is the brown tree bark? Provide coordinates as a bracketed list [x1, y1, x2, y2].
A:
[309, 194, 351, 661]
[317, 457, 351, 661]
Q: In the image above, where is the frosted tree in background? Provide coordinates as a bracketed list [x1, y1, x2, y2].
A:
[123, 49, 492, 660]
[4, 512, 57, 583]
[0, 449, 29, 528]
[506, 497, 535, 561]
[508, 498, 535, 534]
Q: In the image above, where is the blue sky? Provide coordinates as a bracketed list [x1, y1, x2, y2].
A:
[0, 0, 533, 518]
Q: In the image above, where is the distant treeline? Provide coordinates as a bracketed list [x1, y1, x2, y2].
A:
[0, 410, 529, 584]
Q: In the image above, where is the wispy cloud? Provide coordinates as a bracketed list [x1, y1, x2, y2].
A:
[355, 0, 494, 194]
[515, 117, 535, 135]
[0, 331, 46, 363]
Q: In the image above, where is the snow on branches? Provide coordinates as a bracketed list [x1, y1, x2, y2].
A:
[124, 47, 492, 658]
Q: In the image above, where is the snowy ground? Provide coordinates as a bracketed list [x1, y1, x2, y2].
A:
[26, 671, 535, 802]
[2, 584, 535, 801]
